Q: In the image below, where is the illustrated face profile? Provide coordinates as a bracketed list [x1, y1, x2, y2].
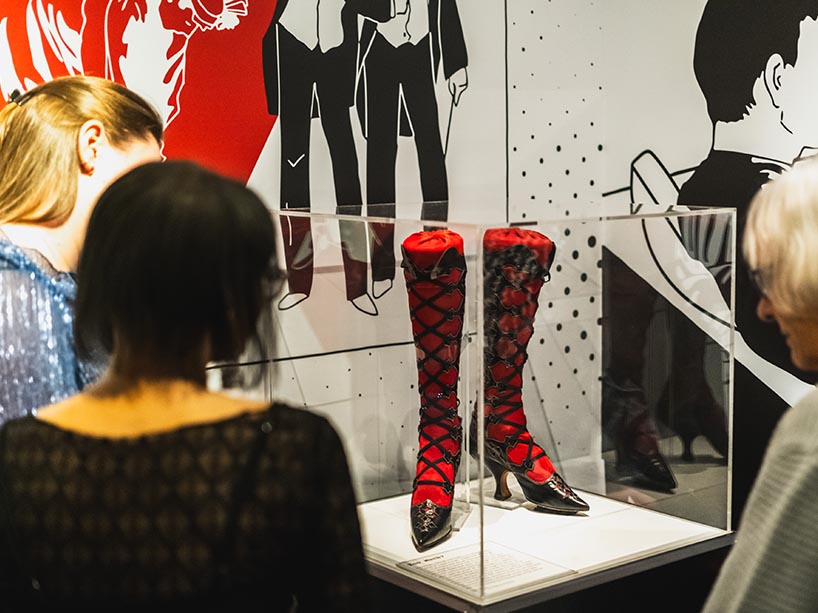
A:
[774, 16, 818, 151]
[693, 3, 818, 161]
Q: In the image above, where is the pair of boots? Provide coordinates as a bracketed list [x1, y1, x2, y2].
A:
[403, 228, 589, 551]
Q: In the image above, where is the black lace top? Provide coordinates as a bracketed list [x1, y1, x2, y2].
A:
[0, 404, 369, 612]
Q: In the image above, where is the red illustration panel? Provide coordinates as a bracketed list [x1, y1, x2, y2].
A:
[0, 0, 277, 181]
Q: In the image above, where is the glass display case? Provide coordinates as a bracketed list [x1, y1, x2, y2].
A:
[208, 205, 735, 611]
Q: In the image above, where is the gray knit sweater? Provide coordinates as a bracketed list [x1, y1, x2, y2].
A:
[704, 385, 818, 612]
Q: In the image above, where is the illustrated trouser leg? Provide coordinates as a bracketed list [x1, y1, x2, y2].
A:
[316, 45, 367, 302]
[477, 228, 589, 513]
[278, 29, 315, 301]
[402, 229, 466, 551]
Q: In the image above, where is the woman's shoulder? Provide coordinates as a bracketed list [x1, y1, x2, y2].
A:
[782, 387, 818, 423]
[261, 402, 337, 435]
[0, 237, 75, 296]
[0, 415, 58, 455]
[771, 386, 818, 453]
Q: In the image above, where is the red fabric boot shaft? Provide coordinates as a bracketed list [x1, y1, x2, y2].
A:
[402, 230, 466, 509]
[483, 227, 556, 484]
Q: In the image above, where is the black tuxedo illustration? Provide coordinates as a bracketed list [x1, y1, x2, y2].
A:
[357, 0, 468, 284]
[262, 0, 393, 307]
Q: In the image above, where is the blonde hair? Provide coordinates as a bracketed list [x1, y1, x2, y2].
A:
[744, 155, 818, 314]
[0, 75, 163, 225]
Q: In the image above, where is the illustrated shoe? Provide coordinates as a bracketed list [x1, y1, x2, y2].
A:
[402, 230, 467, 550]
[475, 227, 589, 514]
[350, 292, 378, 316]
[373, 278, 393, 299]
[277, 292, 308, 310]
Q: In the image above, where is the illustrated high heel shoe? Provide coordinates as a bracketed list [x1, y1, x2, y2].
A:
[472, 228, 589, 514]
[402, 230, 467, 550]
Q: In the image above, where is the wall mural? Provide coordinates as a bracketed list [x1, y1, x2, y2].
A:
[4, 0, 813, 522]
[592, 0, 817, 521]
[261, 0, 469, 316]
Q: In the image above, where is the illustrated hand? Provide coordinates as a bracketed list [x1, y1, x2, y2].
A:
[190, 0, 248, 31]
[447, 67, 468, 106]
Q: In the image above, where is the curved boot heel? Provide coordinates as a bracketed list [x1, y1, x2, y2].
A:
[484, 437, 589, 513]
[485, 455, 512, 500]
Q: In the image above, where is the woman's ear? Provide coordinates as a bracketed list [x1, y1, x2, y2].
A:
[77, 120, 105, 175]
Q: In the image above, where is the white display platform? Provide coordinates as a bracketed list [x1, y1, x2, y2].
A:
[361, 485, 731, 611]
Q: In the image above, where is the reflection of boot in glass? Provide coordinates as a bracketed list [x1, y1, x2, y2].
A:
[402, 229, 466, 551]
[658, 383, 728, 463]
[693, 395, 729, 463]
[658, 311, 729, 463]
[603, 374, 677, 491]
[474, 228, 589, 513]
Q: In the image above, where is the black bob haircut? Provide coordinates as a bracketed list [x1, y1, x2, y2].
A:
[75, 160, 280, 379]
[694, 0, 818, 123]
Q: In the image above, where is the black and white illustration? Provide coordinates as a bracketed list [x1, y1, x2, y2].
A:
[356, 0, 468, 294]
[585, 0, 818, 523]
[357, 0, 468, 213]
[254, 0, 818, 531]
[670, 1, 818, 521]
[259, 0, 471, 315]
[261, 0, 394, 316]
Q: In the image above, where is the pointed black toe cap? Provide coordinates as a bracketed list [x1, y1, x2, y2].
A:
[411, 500, 453, 551]
[635, 452, 677, 492]
[519, 471, 590, 514]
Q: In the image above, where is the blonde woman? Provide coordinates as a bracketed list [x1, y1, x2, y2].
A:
[0, 75, 163, 423]
[704, 156, 818, 612]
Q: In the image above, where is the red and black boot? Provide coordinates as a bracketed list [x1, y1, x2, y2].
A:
[475, 228, 589, 513]
[402, 230, 466, 551]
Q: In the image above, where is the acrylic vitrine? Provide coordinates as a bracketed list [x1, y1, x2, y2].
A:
[207, 204, 735, 611]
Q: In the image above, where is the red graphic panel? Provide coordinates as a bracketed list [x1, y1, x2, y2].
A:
[0, 0, 277, 182]
[163, 2, 277, 181]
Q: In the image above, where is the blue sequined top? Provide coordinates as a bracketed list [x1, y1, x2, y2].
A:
[0, 234, 103, 423]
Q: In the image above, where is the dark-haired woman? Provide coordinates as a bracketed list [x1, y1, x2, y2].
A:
[0, 161, 369, 611]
